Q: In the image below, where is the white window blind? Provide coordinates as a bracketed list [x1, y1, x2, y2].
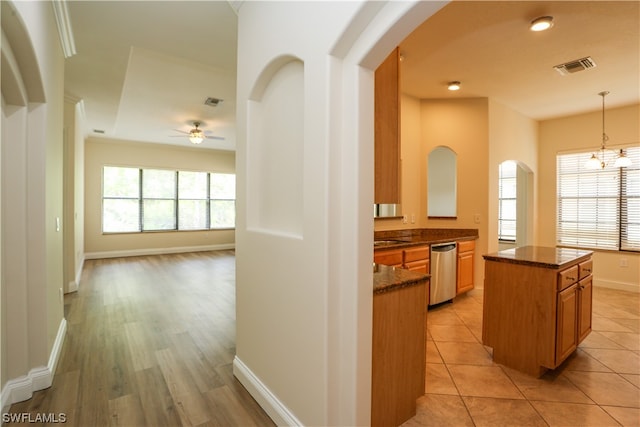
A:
[621, 147, 640, 251]
[102, 167, 236, 233]
[498, 161, 517, 241]
[557, 146, 640, 252]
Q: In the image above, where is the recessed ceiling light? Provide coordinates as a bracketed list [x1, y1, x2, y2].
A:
[447, 81, 461, 91]
[530, 16, 554, 32]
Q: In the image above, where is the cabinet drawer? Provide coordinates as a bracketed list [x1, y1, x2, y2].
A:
[404, 246, 429, 263]
[374, 250, 403, 266]
[557, 265, 579, 291]
[458, 240, 475, 253]
[579, 259, 593, 280]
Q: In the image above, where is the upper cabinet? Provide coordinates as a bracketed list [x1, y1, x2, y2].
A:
[374, 47, 401, 204]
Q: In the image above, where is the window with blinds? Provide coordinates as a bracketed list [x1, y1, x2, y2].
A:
[102, 166, 236, 233]
[556, 146, 640, 252]
[498, 161, 517, 242]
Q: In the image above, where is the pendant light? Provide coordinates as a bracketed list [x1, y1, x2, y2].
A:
[585, 91, 632, 169]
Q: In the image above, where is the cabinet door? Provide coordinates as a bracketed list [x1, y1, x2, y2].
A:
[374, 47, 400, 204]
[456, 250, 474, 294]
[374, 249, 403, 267]
[556, 284, 578, 364]
[404, 260, 428, 274]
[577, 276, 593, 343]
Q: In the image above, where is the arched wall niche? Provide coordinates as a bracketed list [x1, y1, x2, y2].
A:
[427, 145, 457, 218]
[247, 56, 305, 237]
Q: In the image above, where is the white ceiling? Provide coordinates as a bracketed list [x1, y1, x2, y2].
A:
[64, 1, 639, 151]
[65, 1, 239, 150]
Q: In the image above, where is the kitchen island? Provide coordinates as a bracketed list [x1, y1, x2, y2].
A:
[482, 246, 593, 377]
[372, 264, 428, 427]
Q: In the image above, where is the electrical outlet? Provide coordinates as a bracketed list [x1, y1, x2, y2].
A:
[620, 258, 628, 268]
[411, 214, 416, 224]
[474, 213, 481, 224]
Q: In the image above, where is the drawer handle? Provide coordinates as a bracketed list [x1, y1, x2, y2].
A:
[566, 276, 576, 281]
[583, 268, 592, 273]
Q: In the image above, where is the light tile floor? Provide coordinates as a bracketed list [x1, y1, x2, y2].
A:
[403, 287, 640, 427]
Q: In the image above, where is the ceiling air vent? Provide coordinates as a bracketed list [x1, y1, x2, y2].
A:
[553, 57, 597, 76]
[204, 97, 223, 107]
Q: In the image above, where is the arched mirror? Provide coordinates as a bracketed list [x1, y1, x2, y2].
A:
[427, 146, 457, 218]
[498, 160, 533, 249]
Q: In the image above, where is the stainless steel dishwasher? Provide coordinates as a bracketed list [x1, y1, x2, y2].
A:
[429, 242, 457, 306]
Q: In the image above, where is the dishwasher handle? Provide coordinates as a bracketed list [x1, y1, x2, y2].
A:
[431, 243, 456, 252]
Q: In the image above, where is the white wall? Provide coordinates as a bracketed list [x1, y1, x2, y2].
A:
[63, 97, 85, 293]
[234, 1, 448, 425]
[1, 0, 66, 409]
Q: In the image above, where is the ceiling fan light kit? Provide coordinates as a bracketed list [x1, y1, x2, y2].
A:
[188, 122, 205, 144]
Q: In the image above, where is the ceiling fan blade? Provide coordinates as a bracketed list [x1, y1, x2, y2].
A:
[205, 135, 225, 140]
[172, 129, 190, 135]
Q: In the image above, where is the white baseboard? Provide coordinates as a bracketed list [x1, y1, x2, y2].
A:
[0, 319, 67, 414]
[594, 279, 640, 293]
[232, 356, 302, 427]
[84, 243, 235, 260]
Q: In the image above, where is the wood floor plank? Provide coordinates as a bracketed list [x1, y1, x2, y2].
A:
[6, 250, 275, 427]
[135, 366, 183, 427]
[108, 394, 147, 427]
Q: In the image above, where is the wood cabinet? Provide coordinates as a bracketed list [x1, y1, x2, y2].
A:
[372, 281, 426, 427]
[403, 245, 430, 274]
[456, 240, 474, 295]
[373, 245, 430, 273]
[373, 248, 403, 268]
[374, 47, 400, 204]
[556, 260, 593, 363]
[482, 247, 593, 377]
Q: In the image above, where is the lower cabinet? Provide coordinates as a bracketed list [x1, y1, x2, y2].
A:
[556, 263, 593, 364]
[403, 245, 430, 274]
[456, 240, 475, 295]
[482, 253, 593, 377]
[372, 281, 426, 427]
[373, 249, 403, 268]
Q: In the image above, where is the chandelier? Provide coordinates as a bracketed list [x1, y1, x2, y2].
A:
[585, 91, 632, 169]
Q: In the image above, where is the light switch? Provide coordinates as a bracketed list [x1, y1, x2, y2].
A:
[56, 217, 60, 232]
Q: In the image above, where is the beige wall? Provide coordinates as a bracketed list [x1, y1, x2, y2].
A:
[378, 96, 490, 285]
[85, 138, 236, 256]
[379, 95, 639, 292]
[539, 104, 640, 292]
[487, 99, 538, 252]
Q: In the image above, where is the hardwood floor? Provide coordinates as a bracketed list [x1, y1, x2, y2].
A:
[7, 251, 275, 427]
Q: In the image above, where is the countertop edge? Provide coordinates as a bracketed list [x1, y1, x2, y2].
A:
[373, 264, 430, 295]
[483, 247, 593, 269]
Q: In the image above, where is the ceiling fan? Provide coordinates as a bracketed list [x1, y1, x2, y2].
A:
[172, 121, 224, 144]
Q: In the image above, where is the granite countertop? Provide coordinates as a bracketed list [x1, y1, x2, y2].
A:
[483, 246, 593, 269]
[373, 263, 430, 295]
[374, 228, 478, 250]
